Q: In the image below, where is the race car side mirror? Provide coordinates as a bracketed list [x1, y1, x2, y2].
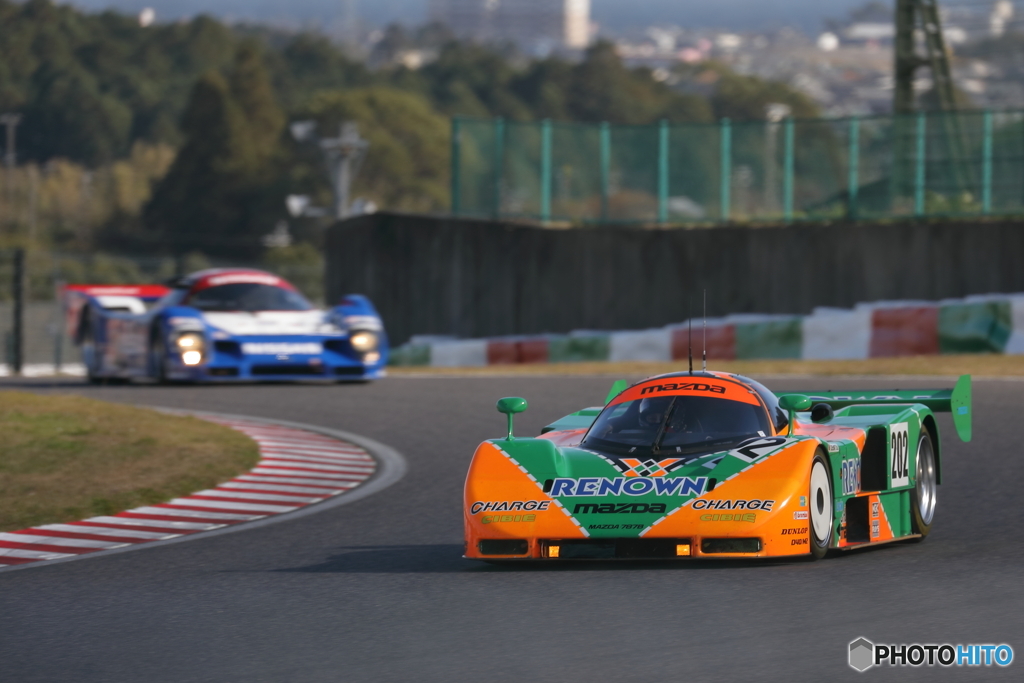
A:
[778, 394, 812, 412]
[778, 394, 812, 436]
[496, 397, 528, 441]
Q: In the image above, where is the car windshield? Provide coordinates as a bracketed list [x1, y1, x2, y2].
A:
[185, 283, 313, 312]
[582, 395, 771, 457]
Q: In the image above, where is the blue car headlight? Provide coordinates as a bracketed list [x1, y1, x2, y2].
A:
[172, 331, 206, 365]
[349, 330, 379, 353]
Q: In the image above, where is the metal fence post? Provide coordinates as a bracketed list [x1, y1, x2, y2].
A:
[492, 117, 504, 220]
[783, 117, 795, 222]
[541, 119, 552, 222]
[451, 117, 461, 216]
[915, 111, 927, 216]
[12, 247, 24, 375]
[53, 255, 63, 374]
[720, 118, 732, 222]
[658, 119, 669, 224]
[600, 121, 611, 222]
[982, 110, 993, 214]
[848, 116, 860, 220]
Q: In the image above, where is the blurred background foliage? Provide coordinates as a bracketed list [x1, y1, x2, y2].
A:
[0, 0, 818, 273]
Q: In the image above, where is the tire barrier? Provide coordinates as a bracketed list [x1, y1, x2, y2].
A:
[389, 293, 1024, 367]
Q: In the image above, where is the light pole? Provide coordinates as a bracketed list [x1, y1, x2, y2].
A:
[764, 103, 791, 215]
[1, 113, 21, 226]
[290, 120, 370, 220]
[1, 114, 23, 374]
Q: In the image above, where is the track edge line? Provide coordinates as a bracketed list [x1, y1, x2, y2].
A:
[0, 408, 408, 575]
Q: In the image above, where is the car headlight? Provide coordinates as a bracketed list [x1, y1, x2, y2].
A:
[182, 351, 203, 365]
[349, 330, 379, 353]
[173, 332, 206, 364]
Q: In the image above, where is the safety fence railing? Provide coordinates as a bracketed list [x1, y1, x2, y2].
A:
[0, 250, 323, 374]
[451, 110, 1024, 224]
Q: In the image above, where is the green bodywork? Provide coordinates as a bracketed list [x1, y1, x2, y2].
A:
[490, 375, 972, 547]
[780, 373, 972, 443]
[539, 380, 628, 434]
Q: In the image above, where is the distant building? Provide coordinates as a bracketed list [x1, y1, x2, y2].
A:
[844, 22, 895, 42]
[430, 0, 590, 52]
[564, 0, 590, 49]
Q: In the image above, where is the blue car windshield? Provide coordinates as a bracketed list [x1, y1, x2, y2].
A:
[185, 283, 313, 312]
[582, 395, 771, 457]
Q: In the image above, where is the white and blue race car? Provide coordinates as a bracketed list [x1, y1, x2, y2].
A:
[64, 268, 388, 383]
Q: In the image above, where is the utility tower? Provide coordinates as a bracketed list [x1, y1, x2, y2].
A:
[893, 0, 972, 195]
[894, 0, 957, 114]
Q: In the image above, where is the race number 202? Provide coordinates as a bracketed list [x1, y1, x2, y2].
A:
[890, 422, 910, 488]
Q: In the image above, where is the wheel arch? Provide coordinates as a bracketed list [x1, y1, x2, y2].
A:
[74, 305, 92, 345]
[921, 413, 941, 485]
[149, 316, 166, 348]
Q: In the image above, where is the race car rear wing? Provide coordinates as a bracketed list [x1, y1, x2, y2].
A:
[62, 284, 173, 338]
[779, 374, 972, 443]
[63, 284, 171, 301]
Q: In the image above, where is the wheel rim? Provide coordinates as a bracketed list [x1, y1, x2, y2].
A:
[810, 460, 833, 545]
[916, 435, 937, 525]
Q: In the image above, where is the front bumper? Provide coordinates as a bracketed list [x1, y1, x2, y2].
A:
[166, 363, 386, 382]
[163, 336, 386, 382]
[465, 535, 783, 561]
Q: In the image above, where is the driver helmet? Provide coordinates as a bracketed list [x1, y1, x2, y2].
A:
[638, 397, 672, 427]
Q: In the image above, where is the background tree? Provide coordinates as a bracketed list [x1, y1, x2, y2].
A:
[1, 0, 845, 260]
[144, 71, 258, 256]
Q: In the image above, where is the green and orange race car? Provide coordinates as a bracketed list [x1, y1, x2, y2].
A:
[463, 372, 971, 561]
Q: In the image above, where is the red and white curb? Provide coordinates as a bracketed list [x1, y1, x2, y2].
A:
[0, 414, 400, 571]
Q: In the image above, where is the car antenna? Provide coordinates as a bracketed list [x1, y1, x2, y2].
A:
[688, 296, 693, 375]
[702, 289, 707, 372]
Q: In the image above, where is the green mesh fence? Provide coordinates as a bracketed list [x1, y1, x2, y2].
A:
[451, 111, 1024, 224]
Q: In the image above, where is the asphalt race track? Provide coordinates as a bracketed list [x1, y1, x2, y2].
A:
[0, 375, 1020, 682]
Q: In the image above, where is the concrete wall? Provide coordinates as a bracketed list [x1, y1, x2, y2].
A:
[326, 213, 1024, 345]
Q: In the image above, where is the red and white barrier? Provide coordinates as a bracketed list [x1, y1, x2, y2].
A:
[802, 308, 873, 360]
[430, 339, 489, 367]
[609, 329, 672, 362]
[390, 292, 1024, 368]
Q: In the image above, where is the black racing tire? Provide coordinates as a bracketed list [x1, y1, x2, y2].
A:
[910, 429, 937, 539]
[151, 335, 170, 385]
[808, 450, 834, 560]
[152, 337, 171, 385]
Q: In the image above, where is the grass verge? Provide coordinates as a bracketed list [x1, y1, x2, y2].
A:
[389, 354, 1024, 378]
[0, 392, 259, 532]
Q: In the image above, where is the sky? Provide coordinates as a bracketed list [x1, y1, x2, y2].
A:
[68, 0, 879, 34]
